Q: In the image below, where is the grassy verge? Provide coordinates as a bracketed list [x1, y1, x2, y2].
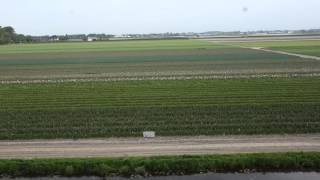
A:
[0, 152, 320, 177]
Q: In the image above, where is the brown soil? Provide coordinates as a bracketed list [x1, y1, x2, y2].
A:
[1, 134, 319, 159]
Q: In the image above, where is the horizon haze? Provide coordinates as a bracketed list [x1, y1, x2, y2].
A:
[1, 0, 320, 35]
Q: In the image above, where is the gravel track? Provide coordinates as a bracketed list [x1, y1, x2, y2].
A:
[1, 135, 320, 159]
[247, 47, 320, 61]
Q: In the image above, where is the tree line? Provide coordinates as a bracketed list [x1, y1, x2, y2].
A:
[0, 26, 32, 44]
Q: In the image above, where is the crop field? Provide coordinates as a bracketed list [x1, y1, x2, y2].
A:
[1, 40, 320, 81]
[0, 77, 319, 139]
[0, 40, 226, 54]
[0, 39, 320, 140]
[232, 40, 320, 57]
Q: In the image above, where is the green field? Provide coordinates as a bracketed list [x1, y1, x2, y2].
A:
[232, 40, 320, 57]
[0, 40, 226, 54]
[0, 77, 319, 139]
[1, 40, 320, 81]
[0, 39, 320, 140]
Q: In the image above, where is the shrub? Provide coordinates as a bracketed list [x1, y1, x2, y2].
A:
[1, 153, 320, 177]
[119, 165, 131, 177]
[135, 166, 146, 176]
[93, 164, 116, 176]
[64, 165, 74, 177]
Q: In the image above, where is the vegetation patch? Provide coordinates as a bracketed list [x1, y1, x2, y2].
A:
[0, 77, 319, 139]
[0, 152, 320, 177]
[1, 40, 320, 81]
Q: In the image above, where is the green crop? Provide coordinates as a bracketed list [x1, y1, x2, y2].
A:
[0, 39, 228, 54]
[0, 152, 320, 177]
[0, 77, 319, 139]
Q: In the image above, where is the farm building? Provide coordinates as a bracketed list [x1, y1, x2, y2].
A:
[88, 37, 98, 42]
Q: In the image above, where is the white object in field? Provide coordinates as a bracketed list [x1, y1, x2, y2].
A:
[143, 131, 155, 138]
[87, 37, 98, 42]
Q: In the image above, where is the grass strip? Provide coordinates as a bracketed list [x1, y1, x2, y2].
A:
[0, 152, 319, 177]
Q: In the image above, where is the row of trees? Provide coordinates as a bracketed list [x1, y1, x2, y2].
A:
[0, 26, 32, 44]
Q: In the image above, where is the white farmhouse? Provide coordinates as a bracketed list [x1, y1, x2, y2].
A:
[87, 37, 98, 42]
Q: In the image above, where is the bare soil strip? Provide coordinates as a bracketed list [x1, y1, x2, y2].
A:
[246, 47, 320, 61]
[1, 135, 320, 159]
[1, 73, 320, 84]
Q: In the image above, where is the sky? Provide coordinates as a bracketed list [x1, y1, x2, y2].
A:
[1, 0, 320, 35]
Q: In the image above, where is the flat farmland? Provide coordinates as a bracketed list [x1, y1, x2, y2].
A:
[0, 40, 226, 54]
[0, 77, 319, 139]
[0, 39, 320, 140]
[1, 40, 320, 81]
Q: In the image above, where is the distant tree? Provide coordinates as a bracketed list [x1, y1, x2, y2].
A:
[0, 26, 18, 44]
[3, 26, 14, 33]
[58, 35, 68, 41]
[0, 26, 12, 44]
[25, 35, 33, 43]
[0, 26, 34, 44]
[14, 34, 26, 43]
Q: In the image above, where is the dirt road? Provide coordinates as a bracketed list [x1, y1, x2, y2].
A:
[248, 47, 320, 61]
[203, 38, 320, 61]
[0, 135, 320, 159]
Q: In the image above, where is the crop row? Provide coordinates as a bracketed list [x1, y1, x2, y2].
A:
[1, 77, 319, 111]
[0, 40, 224, 54]
[0, 104, 319, 139]
[0, 50, 296, 66]
[1, 77, 319, 139]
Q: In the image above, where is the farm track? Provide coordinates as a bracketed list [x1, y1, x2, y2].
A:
[246, 47, 320, 61]
[0, 134, 320, 159]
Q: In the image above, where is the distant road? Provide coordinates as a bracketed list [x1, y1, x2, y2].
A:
[246, 47, 320, 61]
[1, 135, 320, 159]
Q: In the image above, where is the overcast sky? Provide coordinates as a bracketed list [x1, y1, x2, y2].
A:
[1, 0, 320, 35]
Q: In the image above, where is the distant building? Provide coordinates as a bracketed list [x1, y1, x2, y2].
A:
[66, 34, 86, 42]
[87, 37, 98, 42]
[31, 36, 50, 42]
[67, 39, 84, 42]
[49, 36, 59, 41]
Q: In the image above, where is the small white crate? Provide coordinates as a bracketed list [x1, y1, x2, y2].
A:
[143, 131, 155, 138]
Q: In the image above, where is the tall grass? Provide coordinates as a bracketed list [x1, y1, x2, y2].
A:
[0, 152, 319, 177]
